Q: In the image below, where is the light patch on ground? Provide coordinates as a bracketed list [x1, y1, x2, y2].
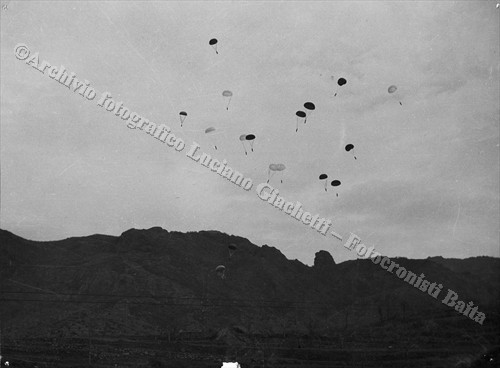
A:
[222, 363, 241, 368]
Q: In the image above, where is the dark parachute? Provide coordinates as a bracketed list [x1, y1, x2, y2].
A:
[345, 143, 356, 160]
[205, 127, 217, 150]
[209, 38, 218, 54]
[331, 180, 341, 197]
[228, 244, 237, 258]
[304, 102, 315, 110]
[335, 78, 347, 96]
[319, 173, 328, 192]
[295, 110, 306, 132]
[179, 111, 187, 127]
[246, 134, 256, 152]
[303, 102, 315, 124]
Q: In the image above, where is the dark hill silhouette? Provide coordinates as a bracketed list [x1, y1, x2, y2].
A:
[0, 228, 499, 367]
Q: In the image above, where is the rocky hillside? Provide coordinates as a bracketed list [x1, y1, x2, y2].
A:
[1, 227, 499, 367]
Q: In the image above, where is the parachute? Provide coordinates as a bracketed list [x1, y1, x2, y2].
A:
[222, 90, 233, 110]
[209, 38, 218, 54]
[228, 243, 237, 258]
[304, 102, 315, 110]
[239, 134, 248, 155]
[334, 77, 347, 96]
[331, 180, 341, 197]
[238, 134, 255, 155]
[215, 265, 226, 279]
[246, 134, 256, 152]
[179, 111, 187, 127]
[319, 173, 328, 192]
[267, 163, 286, 184]
[388, 85, 402, 105]
[303, 102, 315, 124]
[295, 110, 306, 132]
[345, 143, 356, 160]
[205, 127, 218, 150]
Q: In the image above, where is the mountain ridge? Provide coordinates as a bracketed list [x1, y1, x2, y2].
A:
[1, 227, 499, 366]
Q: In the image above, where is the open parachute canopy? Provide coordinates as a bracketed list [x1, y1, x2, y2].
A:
[319, 174, 328, 180]
[304, 102, 316, 111]
[215, 265, 226, 279]
[345, 143, 357, 159]
[295, 110, 307, 132]
[239, 134, 256, 154]
[205, 127, 217, 149]
[388, 85, 402, 105]
[331, 180, 341, 197]
[269, 163, 286, 172]
[179, 111, 187, 127]
[222, 90, 233, 110]
[319, 173, 328, 191]
[268, 163, 286, 183]
[209, 38, 218, 54]
[246, 134, 256, 152]
[303, 102, 315, 124]
[334, 77, 347, 96]
[228, 244, 237, 258]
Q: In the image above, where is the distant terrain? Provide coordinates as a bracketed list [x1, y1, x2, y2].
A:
[1, 227, 499, 367]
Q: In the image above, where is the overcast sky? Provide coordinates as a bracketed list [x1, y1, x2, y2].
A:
[1, 1, 499, 265]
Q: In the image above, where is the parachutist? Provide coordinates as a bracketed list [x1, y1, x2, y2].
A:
[209, 38, 218, 54]
[268, 164, 286, 184]
[222, 90, 233, 109]
[296, 110, 306, 131]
